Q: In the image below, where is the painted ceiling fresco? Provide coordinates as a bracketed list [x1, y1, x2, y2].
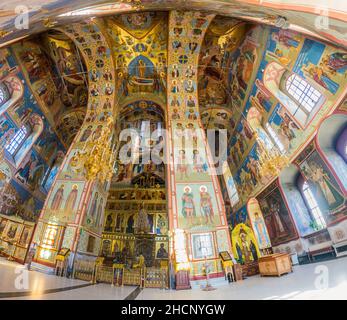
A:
[12, 30, 88, 146]
[103, 11, 167, 104]
[198, 17, 255, 135]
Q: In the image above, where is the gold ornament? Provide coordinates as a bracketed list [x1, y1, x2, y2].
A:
[258, 140, 290, 178]
[0, 29, 12, 39]
[75, 116, 116, 183]
[120, 0, 145, 11]
[42, 18, 58, 28]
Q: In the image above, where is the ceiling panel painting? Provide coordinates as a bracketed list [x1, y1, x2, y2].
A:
[104, 12, 168, 101]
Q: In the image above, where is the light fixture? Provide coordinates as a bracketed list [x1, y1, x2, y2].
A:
[70, 117, 117, 183]
[257, 135, 290, 178]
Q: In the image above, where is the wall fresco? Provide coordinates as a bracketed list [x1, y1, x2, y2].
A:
[226, 26, 347, 214]
[257, 181, 298, 246]
[295, 145, 347, 225]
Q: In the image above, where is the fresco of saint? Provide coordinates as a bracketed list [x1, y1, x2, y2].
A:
[269, 202, 288, 238]
[199, 185, 214, 224]
[64, 184, 78, 212]
[177, 150, 189, 180]
[181, 186, 196, 225]
[303, 160, 344, 212]
[253, 211, 271, 248]
[51, 184, 64, 210]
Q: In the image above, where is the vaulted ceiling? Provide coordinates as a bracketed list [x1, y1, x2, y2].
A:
[1, 4, 346, 209]
[0, 1, 346, 49]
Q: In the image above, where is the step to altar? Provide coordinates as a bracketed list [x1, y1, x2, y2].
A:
[29, 262, 55, 275]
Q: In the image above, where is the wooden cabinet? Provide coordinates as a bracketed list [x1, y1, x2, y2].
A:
[258, 253, 292, 277]
[175, 270, 191, 290]
[242, 261, 259, 277]
[233, 264, 243, 281]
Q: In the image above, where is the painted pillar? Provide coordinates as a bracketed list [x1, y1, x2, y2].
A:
[32, 21, 116, 267]
[166, 11, 232, 280]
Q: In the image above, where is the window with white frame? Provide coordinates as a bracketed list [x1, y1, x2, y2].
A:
[286, 74, 322, 115]
[302, 181, 326, 230]
[0, 83, 10, 106]
[194, 233, 214, 259]
[0, 86, 6, 105]
[228, 176, 239, 207]
[157, 121, 162, 136]
[265, 122, 285, 153]
[5, 125, 29, 156]
[140, 120, 150, 138]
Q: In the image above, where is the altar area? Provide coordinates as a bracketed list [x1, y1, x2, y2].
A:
[69, 163, 170, 289]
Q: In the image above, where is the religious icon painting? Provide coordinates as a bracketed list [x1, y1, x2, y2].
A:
[219, 251, 232, 261]
[155, 241, 169, 259]
[231, 223, 261, 264]
[176, 182, 220, 229]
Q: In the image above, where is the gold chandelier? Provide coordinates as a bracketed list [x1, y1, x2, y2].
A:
[257, 136, 290, 178]
[72, 117, 116, 183]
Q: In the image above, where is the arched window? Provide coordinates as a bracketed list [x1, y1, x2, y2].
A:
[317, 115, 347, 190]
[223, 162, 239, 207]
[140, 120, 150, 138]
[228, 175, 239, 207]
[336, 126, 347, 163]
[285, 74, 322, 115]
[302, 181, 326, 230]
[0, 76, 23, 118]
[265, 122, 285, 153]
[0, 82, 10, 106]
[264, 62, 324, 128]
[5, 124, 29, 155]
[4, 114, 44, 166]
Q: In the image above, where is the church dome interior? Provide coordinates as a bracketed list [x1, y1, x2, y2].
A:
[0, 0, 346, 299]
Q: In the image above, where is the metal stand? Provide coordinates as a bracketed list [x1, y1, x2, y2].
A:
[201, 257, 216, 291]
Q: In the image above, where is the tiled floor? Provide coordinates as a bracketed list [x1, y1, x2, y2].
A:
[7, 284, 137, 300]
[0, 257, 136, 300]
[0, 258, 91, 297]
[1, 256, 347, 300]
[137, 257, 347, 300]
